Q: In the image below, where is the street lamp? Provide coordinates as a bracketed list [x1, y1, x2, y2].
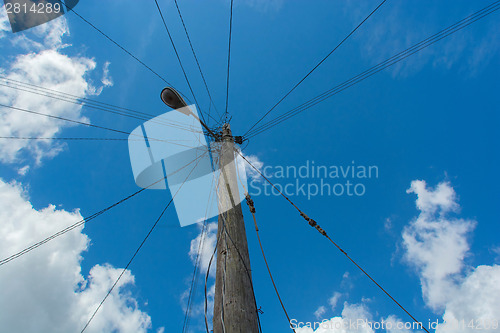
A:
[160, 87, 217, 138]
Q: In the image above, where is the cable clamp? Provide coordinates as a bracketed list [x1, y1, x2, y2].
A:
[299, 211, 326, 235]
[315, 225, 327, 236]
[245, 194, 256, 213]
[300, 212, 316, 226]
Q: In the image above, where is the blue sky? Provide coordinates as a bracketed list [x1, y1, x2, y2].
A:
[0, 0, 499, 332]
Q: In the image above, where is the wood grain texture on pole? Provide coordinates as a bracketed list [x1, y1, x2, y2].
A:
[213, 124, 259, 333]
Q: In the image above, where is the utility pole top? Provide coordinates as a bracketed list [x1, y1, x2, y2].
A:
[222, 123, 233, 141]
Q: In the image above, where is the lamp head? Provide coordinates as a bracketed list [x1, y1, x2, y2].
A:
[160, 87, 189, 114]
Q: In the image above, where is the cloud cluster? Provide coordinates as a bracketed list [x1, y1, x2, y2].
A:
[0, 15, 111, 165]
[0, 179, 151, 332]
[403, 180, 475, 310]
[405, 180, 500, 333]
[305, 180, 499, 332]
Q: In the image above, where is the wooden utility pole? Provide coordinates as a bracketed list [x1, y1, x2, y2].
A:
[213, 124, 259, 333]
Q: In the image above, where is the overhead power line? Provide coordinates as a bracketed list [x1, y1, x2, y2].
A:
[204, 226, 219, 333]
[0, 136, 129, 141]
[182, 173, 218, 333]
[243, 0, 387, 137]
[153, 0, 216, 126]
[0, 103, 130, 135]
[203, 170, 263, 333]
[237, 150, 431, 333]
[224, 0, 235, 122]
[172, 0, 223, 121]
[0, 153, 207, 268]
[56, 0, 192, 103]
[0, 179, 155, 267]
[80, 199, 174, 333]
[233, 158, 293, 331]
[245, 194, 296, 332]
[80, 149, 208, 333]
[0, 77, 204, 134]
[182, 219, 208, 333]
[244, 0, 500, 139]
[0, 103, 196, 147]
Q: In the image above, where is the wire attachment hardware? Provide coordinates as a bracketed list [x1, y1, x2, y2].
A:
[245, 194, 256, 213]
[234, 136, 243, 144]
[300, 212, 327, 236]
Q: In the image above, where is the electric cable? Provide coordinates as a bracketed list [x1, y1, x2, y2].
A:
[244, 1, 500, 139]
[204, 219, 219, 333]
[80, 149, 208, 333]
[0, 78, 204, 134]
[0, 103, 196, 147]
[203, 155, 222, 333]
[224, 0, 234, 122]
[182, 171, 218, 333]
[182, 221, 206, 333]
[153, 0, 217, 126]
[173, 0, 223, 121]
[0, 152, 207, 267]
[215, 162, 263, 333]
[243, 0, 387, 137]
[234, 161, 295, 332]
[245, 194, 296, 333]
[80, 200, 173, 333]
[56, 0, 192, 103]
[236, 150, 430, 333]
[0, 103, 129, 135]
[0, 136, 129, 141]
[203, 151, 263, 333]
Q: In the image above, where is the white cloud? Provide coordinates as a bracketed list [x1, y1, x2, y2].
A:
[296, 302, 375, 333]
[0, 8, 9, 37]
[101, 61, 113, 87]
[314, 306, 327, 320]
[436, 265, 500, 333]
[17, 164, 29, 176]
[31, 14, 70, 49]
[0, 48, 96, 164]
[189, 222, 218, 276]
[303, 180, 500, 333]
[406, 180, 458, 215]
[382, 315, 414, 333]
[329, 292, 343, 311]
[0, 179, 151, 332]
[0, 16, 111, 165]
[236, 150, 264, 184]
[403, 180, 500, 332]
[403, 180, 475, 310]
